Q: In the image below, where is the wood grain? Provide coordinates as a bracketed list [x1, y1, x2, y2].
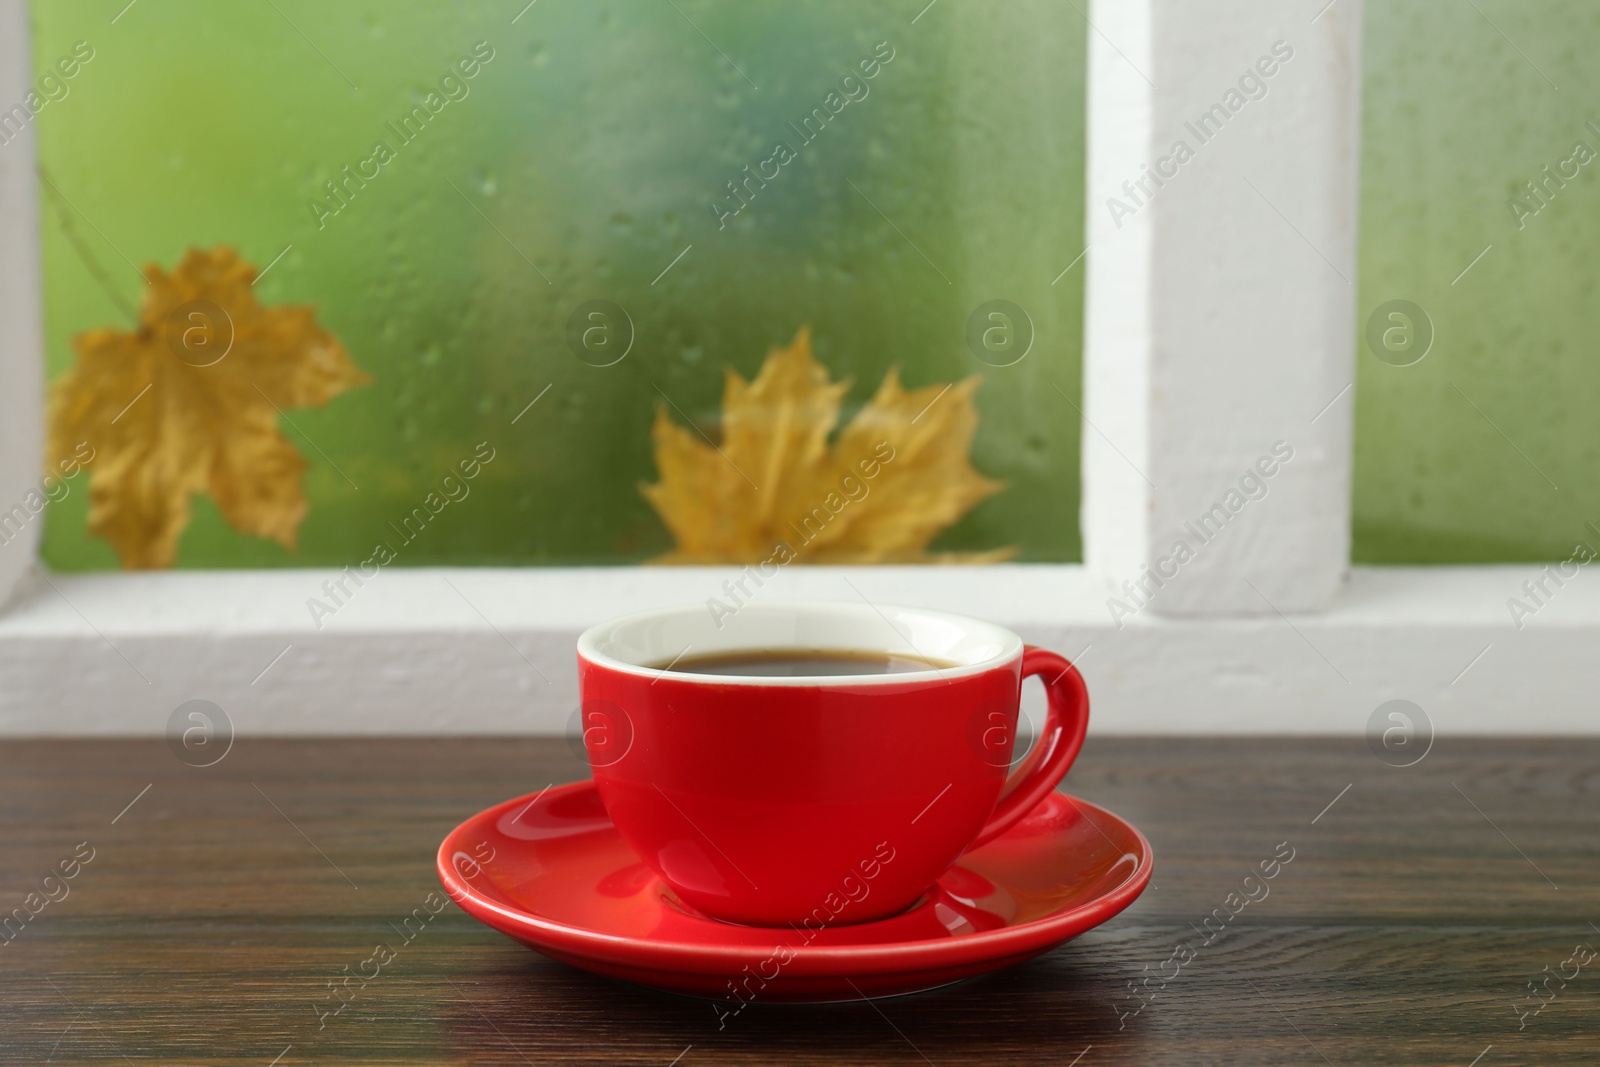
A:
[1, 737, 1597, 1065]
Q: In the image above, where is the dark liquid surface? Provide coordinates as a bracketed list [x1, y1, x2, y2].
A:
[657, 649, 955, 677]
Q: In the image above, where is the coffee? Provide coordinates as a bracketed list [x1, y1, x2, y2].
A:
[657, 649, 954, 677]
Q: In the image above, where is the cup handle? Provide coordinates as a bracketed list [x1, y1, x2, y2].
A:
[970, 646, 1090, 849]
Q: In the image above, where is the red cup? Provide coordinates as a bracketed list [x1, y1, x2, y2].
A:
[575, 600, 1089, 927]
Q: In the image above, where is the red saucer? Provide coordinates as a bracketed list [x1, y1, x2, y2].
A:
[436, 780, 1152, 1002]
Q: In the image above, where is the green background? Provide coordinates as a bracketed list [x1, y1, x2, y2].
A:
[1355, 0, 1600, 561]
[40, 0, 1592, 571]
[31, 0, 1087, 570]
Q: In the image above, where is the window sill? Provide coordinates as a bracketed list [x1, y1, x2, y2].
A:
[0, 563, 1579, 735]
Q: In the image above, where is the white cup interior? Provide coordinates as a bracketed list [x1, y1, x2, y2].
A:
[578, 599, 1022, 685]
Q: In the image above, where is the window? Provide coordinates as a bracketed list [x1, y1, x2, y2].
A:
[1356, 0, 1600, 562]
[31, 0, 1086, 571]
[4, 2, 1585, 736]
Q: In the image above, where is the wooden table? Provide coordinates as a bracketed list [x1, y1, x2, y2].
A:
[2, 737, 1594, 1065]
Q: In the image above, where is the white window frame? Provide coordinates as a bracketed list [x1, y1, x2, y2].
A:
[1, 0, 1589, 736]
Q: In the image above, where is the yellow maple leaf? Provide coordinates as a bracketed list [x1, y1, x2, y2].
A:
[642, 326, 1011, 563]
[47, 246, 371, 569]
